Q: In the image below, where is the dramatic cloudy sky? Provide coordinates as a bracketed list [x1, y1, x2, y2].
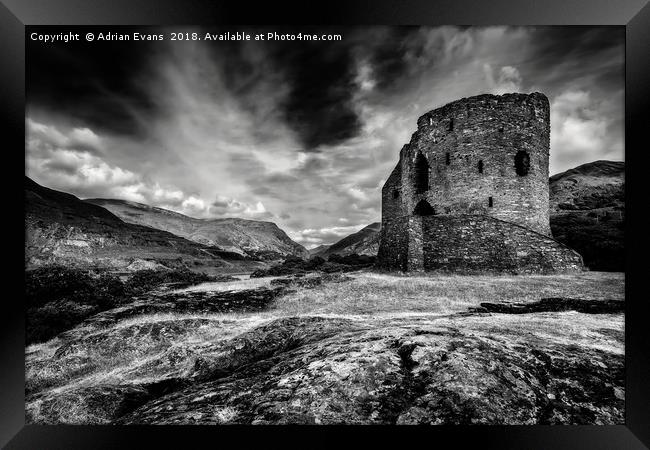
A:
[26, 26, 624, 248]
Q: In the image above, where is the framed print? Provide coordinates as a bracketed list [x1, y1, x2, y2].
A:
[1, 0, 648, 448]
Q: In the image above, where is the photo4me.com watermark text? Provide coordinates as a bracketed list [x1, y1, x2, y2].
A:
[29, 31, 343, 43]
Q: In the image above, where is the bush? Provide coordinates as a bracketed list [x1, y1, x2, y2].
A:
[124, 269, 214, 293]
[26, 302, 97, 345]
[250, 254, 373, 278]
[25, 267, 127, 345]
[550, 214, 624, 272]
[25, 267, 126, 310]
[25, 266, 216, 345]
[319, 262, 348, 273]
[328, 253, 376, 266]
[305, 256, 326, 270]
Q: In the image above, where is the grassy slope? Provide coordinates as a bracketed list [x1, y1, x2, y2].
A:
[315, 223, 381, 258]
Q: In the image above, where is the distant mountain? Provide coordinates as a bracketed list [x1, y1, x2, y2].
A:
[549, 160, 624, 271]
[85, 198, 308, 261]
[25, 177, 258, 272]
[550, 160, 624, 213]
[308, 244, 331, 257]
[314, 223, 381, 258]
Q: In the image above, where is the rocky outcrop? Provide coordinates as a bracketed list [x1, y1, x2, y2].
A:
[86, 198, 308, 260]
[24, 266, 240, 345]
[115, 316, 622, 425]
[27, 304, 624, 425]
[474, 297, 624, 314]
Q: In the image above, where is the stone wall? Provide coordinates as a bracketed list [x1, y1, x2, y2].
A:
[421, 215, 583, 274]
[377, 215, 583, 274]
[399, 93, 551, 236]
[381, 162, 404, 227]
[376, 217, 409, 271]
[406, 217, 424, 272]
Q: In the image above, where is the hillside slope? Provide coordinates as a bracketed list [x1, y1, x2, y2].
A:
[25, 177, 252, 271]
[549, 160, 624, 271]
[550, 160, 624, 213]
[314, 223, 381, 258]
[86, 199, 308, 261]
[308, 244, 331, 257]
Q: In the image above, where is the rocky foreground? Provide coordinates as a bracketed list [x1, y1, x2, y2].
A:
[25, 272, 624, 425]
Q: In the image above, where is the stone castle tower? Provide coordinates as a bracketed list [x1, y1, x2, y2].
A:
[376, 92, 584, 273]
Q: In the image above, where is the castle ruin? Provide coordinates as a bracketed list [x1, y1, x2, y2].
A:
[376, 92, 584, 274]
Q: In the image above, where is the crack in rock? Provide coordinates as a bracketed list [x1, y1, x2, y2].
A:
[472, 297, 623, 314]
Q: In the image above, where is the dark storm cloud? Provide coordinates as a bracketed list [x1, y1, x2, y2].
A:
[179, 26, 459, 151]
[528, 27, 623, 63]
[264, 36, 361, 150]
[27, 26, 163, 137]
[593, 65, 625, 90]
[28, 26, 624, 153]
[203, 26, 458, 150]
[364, 27, 427, 91]
[522, 26, 624, 89]
[27, 26, 403, 151]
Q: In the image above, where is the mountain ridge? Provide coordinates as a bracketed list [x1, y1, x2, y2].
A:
[549, 160, 624, 213]
[313, 223, 381, 258]
[25, 176, 253, 271]
[86, 198, 308, 260]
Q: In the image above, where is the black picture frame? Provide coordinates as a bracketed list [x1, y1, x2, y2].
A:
[2, 0, 648, 448]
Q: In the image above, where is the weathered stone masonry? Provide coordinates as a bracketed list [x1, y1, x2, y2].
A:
[377, 92, 584, 274]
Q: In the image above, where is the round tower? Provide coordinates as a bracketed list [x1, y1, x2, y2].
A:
[377, 92, 584, 273]
[399, 92, 551, 235]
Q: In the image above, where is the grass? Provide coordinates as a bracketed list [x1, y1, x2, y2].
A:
[171, 276, 279, 293]
[267, 271, 625, 317]
[444, 311, 624, 355]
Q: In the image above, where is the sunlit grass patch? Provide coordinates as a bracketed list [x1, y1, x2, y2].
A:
[269, 271, 624, 317]
[444, 311, 624, 355]
[170, 276, 278, 293]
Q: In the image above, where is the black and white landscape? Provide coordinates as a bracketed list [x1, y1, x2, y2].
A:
[25, 26, 624, 425]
